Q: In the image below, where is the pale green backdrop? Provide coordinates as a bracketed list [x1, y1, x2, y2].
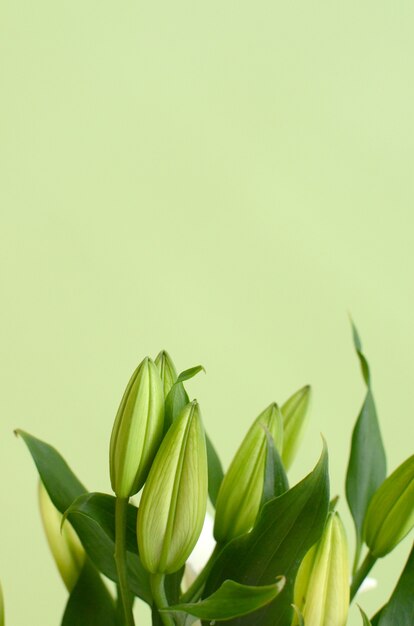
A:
[1, 1, 413, 625]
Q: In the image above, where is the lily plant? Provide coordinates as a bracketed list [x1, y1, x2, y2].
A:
[8, 323, 414, 626]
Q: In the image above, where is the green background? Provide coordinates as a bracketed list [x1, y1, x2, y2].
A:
[1, 1, 413, 624]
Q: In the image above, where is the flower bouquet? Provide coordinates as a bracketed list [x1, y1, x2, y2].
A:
[9, 324, 414, 626]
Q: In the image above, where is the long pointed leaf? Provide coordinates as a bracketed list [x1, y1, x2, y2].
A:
[64, 494, 151, 604]
[377, 542, 414, 626]
[204, 444, 329, 626]
[61, 559, 118, 626]
[16, 430, 86, 510]
[165, 578, 285, 622]
[345, 324, 386, 570]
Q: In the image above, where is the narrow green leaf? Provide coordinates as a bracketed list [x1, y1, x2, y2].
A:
[16, 430, 86, 511]
[165, 578, 285, 621]
[65, 494, 151, 604]
[61, 559, 118, 626]
[358, 606, 373, 626]
[345, 325, 386, 570]
[204, 444, 330, 626]
[206, 433, 224, 507]
[176, 365, 205, 384]
[63, 493, 138, 555]
[377, 542, 414, 626]
[261, 427, 289, 506]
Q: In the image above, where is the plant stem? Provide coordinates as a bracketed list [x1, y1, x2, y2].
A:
[115, 497, 135, 626]
[180, 543, 221, 604]
[350, 551, 377, 602]
[150, 573, 175, 626]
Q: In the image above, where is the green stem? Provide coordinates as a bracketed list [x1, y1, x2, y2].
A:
[350, 551, 377, 602]
[180, 543, 221, 604]
[115, 497, 135, 626]
[150, 573, 175, 626]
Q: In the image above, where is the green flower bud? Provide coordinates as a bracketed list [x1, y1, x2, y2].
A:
[213, 403, 283, 544]
[38, 481, 85, 592]
[281, 385, 311, 470]
[137, 400, 208, 574]
[363, 454, 414, 557]
[155, 350, 177, 398]
[293, 512, 349, 626]
[109, 357, 164, 498]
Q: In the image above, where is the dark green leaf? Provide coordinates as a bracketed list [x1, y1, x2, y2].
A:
[164, 384, 190, 431]
[345, 325, 386, 571]
[65, 495, 151, 604]
[358, 606, 373, 626]
[377, 542, 414, 626]
[63, 493, 138, 555]
[61, 560, 118, 626]
[16, 430, 86, 511]
[176, 365, 205, 384]
[165, 578, 285, 622]
[206, 434, 224, 507]
[351, 321, 371, 386]
[204, 444, 330, 626]
[261, 427, 289, 507]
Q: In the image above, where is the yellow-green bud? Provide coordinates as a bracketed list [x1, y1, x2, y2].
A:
[109, 357, 164, 498]
[38, 481, 85, 592]
[293, 512, 349, 626]
[363, 454, 414, 557]
[213, 403, 283, 544]
[155, 350, 177, 398]
[281, 385, 311, 470]
[137, 400, 208, 574]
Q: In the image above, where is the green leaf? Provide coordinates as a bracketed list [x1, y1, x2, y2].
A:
[17, 431, 152, 604]
[176, 365, 205, 384]
[345, 324, 386, 571]
[204, 443, 330, 626]
[61, 559, 118, 626]
[16, 430, 86, 511]
[63, 493, 139, 554]
[206, 433, 224, 506]
[377, 542, 414, 626]
[261, 427, 289, 506]
[164, 578, 285, 622]
[358, 606, 373, 626]
[64, 493, 151, 604]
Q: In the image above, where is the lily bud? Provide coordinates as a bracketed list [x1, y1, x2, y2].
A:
[281, 385, 311, 470]
[214, 403, 283, 544]
[293, 512, 349, 626]
[109, 357, 164, 498]
[363, 454, 414, 557]
[155, 350, 177, 398]
[137, 400, 208, 574]
[38, 481, 85, 592]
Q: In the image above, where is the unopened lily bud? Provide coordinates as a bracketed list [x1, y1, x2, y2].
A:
[293, 512, 349, 626]
[109, 357, 164, 498]
[363, 454, 414, 557]
[214, 403, 283, 544]
[38, 481, 85, 592]
[155, 350, 177, 398]
[281, 385, 311, 470]
[137, 400, 208, 574]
